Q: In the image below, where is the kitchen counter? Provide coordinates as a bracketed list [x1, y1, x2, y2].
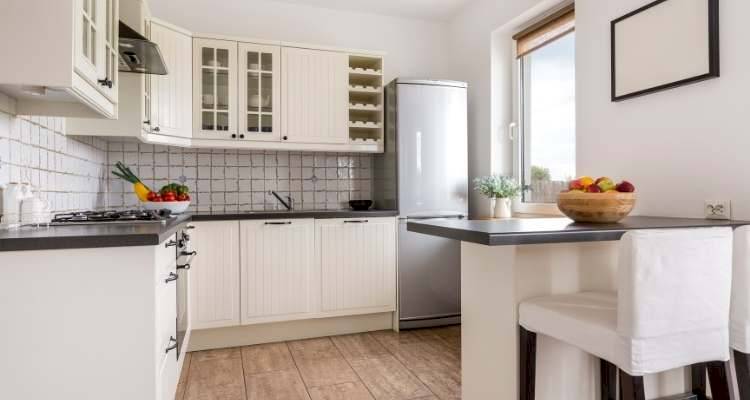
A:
[407, 215, 750, 246]
[0, 209, 398, 252]
[0, 214, 192, 252]
[190, 209, 398, 221]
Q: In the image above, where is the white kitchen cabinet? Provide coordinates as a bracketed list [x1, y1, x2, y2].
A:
[281, 47, 349, 145]
[240, 219, 318, 324]
[316, 217, 397, 314]
[238, 43, 281, 141]
[193, 38, 238, 139]
[190, 221, 241, 329]
[0, 0, 118, 118]
[146, 19, 193, 139]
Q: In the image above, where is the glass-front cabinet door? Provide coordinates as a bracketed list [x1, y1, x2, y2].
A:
[99, 0, 118, 102]
[238, 43, 281, 141]
[74, 0, 106, 88]
[193, 38, 238, 139]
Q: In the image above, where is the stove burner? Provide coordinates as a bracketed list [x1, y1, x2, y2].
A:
[51, 209, 173, 225]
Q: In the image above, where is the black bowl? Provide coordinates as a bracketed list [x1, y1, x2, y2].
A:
[349, 200, 373, 211]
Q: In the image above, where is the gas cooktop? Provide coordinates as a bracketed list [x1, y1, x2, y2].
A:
[51, 210, 173, 225]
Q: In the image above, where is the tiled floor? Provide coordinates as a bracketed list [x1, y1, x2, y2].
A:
[176, 325, 461, 400]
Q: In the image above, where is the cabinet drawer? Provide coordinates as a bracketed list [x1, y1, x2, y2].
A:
[158, 348, 179, 400]
[157, 267, 177, 366]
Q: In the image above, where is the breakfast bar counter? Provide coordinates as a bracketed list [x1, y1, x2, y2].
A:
[407, 216, 750, 400]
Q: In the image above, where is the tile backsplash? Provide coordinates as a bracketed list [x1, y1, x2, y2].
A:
[0, 109, 373, 215]
[0, 112, 108, 214]
[107, 142, 373, 212]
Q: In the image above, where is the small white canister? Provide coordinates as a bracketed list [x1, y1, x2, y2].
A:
[1, 182, 32, 227]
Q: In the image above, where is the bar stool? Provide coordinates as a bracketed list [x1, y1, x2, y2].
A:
[518, 228, 734, 400]
[732, 225, 750, 398]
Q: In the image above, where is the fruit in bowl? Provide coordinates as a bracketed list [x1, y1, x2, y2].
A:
[557, 176, 637, 223]
[112, 163, 192, 214]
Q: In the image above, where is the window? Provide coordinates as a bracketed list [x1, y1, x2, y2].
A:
[514, 6, 576, 204]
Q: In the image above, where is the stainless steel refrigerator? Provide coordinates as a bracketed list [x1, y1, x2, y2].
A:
[374, 79, 468, 329]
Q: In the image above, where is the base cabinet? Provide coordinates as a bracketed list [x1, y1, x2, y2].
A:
[190, 221, 241, 329]
[189, 217, 397, 331]
[316, 217, 397, 313]
[240, 219, 318, 324]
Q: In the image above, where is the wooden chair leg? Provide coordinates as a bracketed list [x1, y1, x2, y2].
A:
[706, 361, 731, 400]
[600, 359, 617, 400]
[519, 326, 536, 400]
[691, 363, 707, 400]
[619, 369, 645, 400]
[736, 350, 750, 400]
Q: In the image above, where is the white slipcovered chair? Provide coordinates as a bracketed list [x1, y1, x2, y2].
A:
[518, 228, 734, 400]
[732, 225, 750, 398]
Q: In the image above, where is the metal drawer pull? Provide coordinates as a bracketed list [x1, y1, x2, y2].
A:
[165, 337, 178, 353]
[165, 240, 178, 248]
[265, 221, 292, 225]
[185, 225, 196, 230]
[181, 250, 197, 257]
[344, 220, 369, 224]
[177, 263, 191, 270]
[165, 272, 178, 283]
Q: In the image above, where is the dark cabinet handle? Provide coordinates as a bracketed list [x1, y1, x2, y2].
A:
[177, 263, 191, 270]
[282, 136, 288, 140]
[185, 225, 196, 230]
[231, 134, 237, 139]
[165, 240, 178, 248]
[165, 337, 178, 353]
[344, 220, 369, 224]
[181, 250, 197, 257]
[98, 78, 113, 88]
[152, 126, 161, 132]
[143, 120, 151, 125]
[165, 272, 178, 283]
[239, 134, 245, 139]
[265, 221, 292, 225]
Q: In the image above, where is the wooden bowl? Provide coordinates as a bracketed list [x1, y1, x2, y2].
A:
[557, 191, 636, 223]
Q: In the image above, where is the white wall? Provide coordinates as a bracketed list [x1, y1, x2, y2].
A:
[149, 0, 451, 83]
[576, 0, 750, 219]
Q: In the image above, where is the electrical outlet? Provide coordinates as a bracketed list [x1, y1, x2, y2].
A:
[705, 200, 731, 220]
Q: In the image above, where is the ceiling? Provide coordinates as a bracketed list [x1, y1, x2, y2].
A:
[150, 0, 474, 22]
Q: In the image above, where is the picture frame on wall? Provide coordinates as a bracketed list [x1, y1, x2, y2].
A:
[611, 0, 719, 102]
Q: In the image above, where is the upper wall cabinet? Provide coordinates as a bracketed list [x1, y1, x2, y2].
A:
[147, 20, 193, 140]
[281, 48, 349, 145]
[193, 39, 238, 139]
[0, 0, 118, 118]
[239, 43, 281, 142]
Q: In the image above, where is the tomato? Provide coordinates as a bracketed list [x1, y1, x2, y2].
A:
[147, 191, 158, 201]
[177, 194, 188, 202]
[163, 193, 177, 202]
[184, 194, 191, 201]
[152, 195, 163, 202]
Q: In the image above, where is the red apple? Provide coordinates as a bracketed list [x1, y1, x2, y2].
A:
[616, 181, 636, 193]
[569, 179, 584, 191]
[585, 184, 602, 193]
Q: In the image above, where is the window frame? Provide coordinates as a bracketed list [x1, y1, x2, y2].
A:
[511, 28, 576, 215]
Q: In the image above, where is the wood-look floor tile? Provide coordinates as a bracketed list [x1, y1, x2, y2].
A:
[180, 353, 192, 384]
[350, 355, 432, 400]
[308, 382, 375, 400]
[242, 342, 296, 375]
[191, 347, 242, 362]
[175, 382, 186, 400]
[412, 368, 461, 400]
[245, 369, 311, 400]
[389, 340, 460, 373]
[331, 333, 389, 361]
[294, 356, 360, 388]
[185, 357, 247, 400]
[370, 330, 422, 349]
[288, 337, 341, 359]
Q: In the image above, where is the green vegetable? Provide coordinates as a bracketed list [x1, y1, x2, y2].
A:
[159, 183, 190, 195]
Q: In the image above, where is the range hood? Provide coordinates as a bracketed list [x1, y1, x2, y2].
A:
[118, 22, 168, 75]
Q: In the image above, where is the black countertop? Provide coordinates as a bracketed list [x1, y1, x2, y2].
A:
[0, 214, 192, 252]
[190, 209, 398, 221]
[407, 216, 750, 246]
[0, 210, 398, 252]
